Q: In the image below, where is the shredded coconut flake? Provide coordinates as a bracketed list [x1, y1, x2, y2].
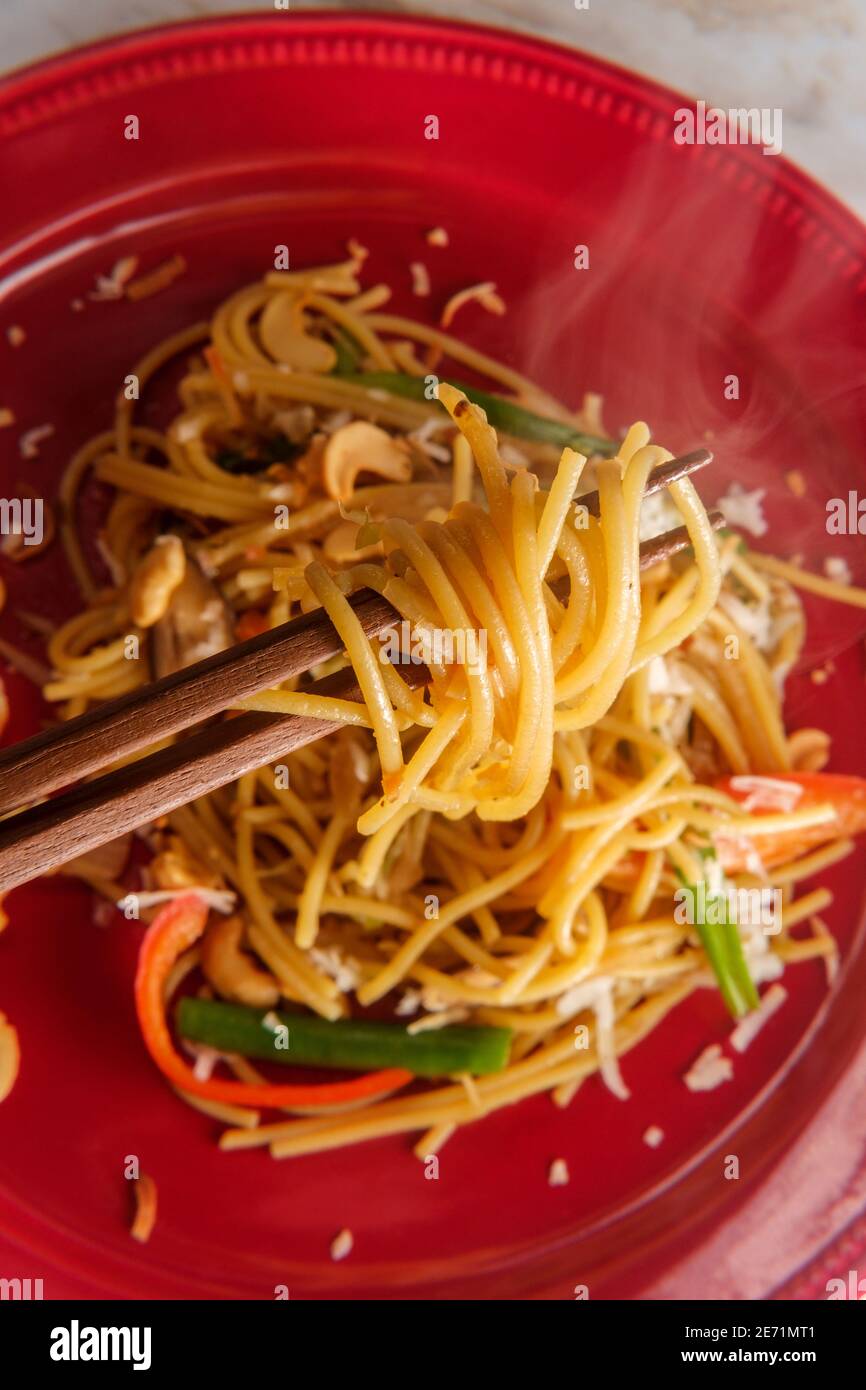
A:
[746, 949, 786, 985]
[407, 1007, 469, 1034]
[19, 423, 54, 459]
[95, 535, 126, 587]
[717, 589, 775, 648]
[88, 256, 140, 301]
[729, 984, 788, 1053]
[810, 916, 839, 986]
[7, 325, 25, 348]
[330, 1228, 353, 1261]
[728, 775, 804, 814]
[548, 1158, 570, 1187]
[410, 262, 431, 297]
[0, 407, 14, 428]
[395, 989, 421, 1017]
[309, 946, 361, 993]
[716, 482, 768, 537]
[426, 227, 449, 247]
[555, 976, 611, 1020]
[441, 281, 506, 330]
[555, 977, 629, 1099]
[188, 1044, 222, 1082]
[639, 489, 681, 542]
[823, 555, 852, 586]
[642, 1125, 665, 1149]
[647, 655, 693, 696]
[117, 887, 236, 915]
[683, 1043, 734, 1092]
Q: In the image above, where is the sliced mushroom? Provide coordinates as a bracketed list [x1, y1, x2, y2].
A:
[259, 293, 337, 373]
[150, 548, 235, 678]
[322, 421, 412, 502]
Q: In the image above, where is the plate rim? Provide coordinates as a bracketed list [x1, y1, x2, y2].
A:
[1, 7, 865, 1300]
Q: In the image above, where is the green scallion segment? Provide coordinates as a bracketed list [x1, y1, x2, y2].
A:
[344, 371, 617, 457]
[329, 326, 362, 375]
[692, 891, 760, 1019]
[176, 996, 512, 1077]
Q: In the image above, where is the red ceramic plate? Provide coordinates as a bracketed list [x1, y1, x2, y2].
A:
[1, 13, 865, 1301]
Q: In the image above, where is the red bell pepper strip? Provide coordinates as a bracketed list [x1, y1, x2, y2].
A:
[134, 895, 412, 1107]
[715, 772, 866, 871]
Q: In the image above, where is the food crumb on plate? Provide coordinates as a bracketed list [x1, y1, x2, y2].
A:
[441, 281, 506, 330]
[130, 1173, 157, 1244]
[410, 262, 431, 297]
[89, 255, 140, 301]
[716, 482, 768, 537]
[784, 469, 806, 497]
[823, 555, 852, 586]
[729, 984, 787, 1053]
[330, 1228, 353, 1262]
[810, 663, 834, 686]
[126, 253, 187, 302]
[548, 1157, 570, 1187]
[683, 1043, 733, 1093]
[19, 423, 54, 459]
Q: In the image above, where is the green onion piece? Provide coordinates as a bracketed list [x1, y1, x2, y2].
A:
[345, 371, 617, 457]
[330, 327, 362, 376]
[176, 996, 512, 1077]
[693, 891, 760, 1019]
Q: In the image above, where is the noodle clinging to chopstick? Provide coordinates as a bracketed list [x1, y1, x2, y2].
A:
[20, 249, 866, 1158]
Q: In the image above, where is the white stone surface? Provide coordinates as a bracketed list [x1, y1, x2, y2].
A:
[1, 0, 864, 219]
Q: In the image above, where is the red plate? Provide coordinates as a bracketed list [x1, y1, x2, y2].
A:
[1, 12, 865, 1301]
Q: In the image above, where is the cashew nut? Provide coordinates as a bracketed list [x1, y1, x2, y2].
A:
[129, 535, 186, 627]
[149, 835, 222, 891]
[200, 915, 280, 1009]
[322, 421, 411, 502]
[259, 293, 336, 372]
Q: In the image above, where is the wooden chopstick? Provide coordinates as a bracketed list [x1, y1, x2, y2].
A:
[0, 515, 723, 889]
[0, 588, 397, 819]
[0, 448, 711, 820]
[0, 508, 723, 894]
[0, 668, 370, 889]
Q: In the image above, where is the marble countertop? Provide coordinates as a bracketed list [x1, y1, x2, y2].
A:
[1, 0, 864, 219]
